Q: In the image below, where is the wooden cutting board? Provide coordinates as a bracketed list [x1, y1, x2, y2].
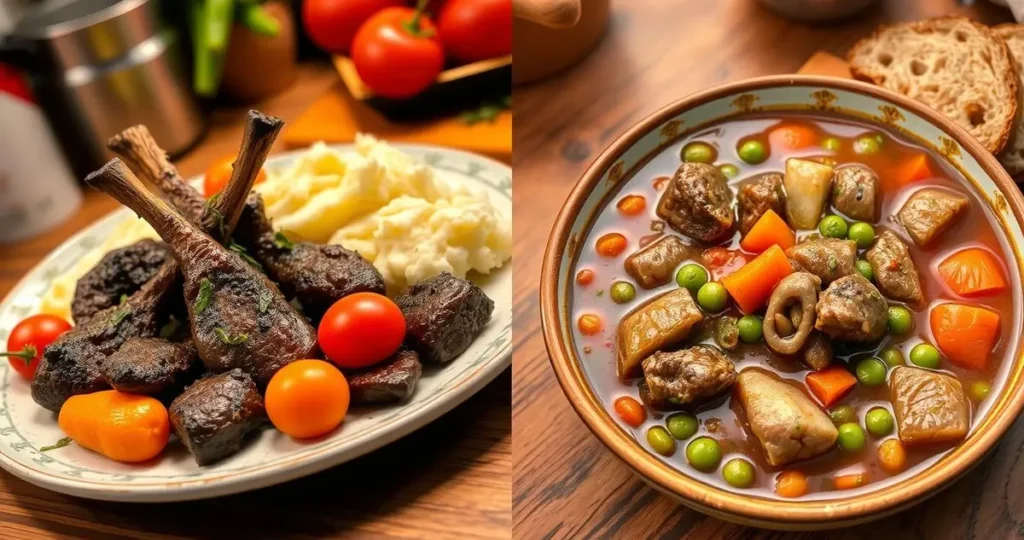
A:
[797, 51, 853, 78]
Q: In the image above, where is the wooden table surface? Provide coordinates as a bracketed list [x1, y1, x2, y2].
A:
[511, 1, 1022, 538]
[0, 63, 511, 539]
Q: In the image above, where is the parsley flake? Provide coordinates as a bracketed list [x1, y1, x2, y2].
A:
[195, 278, 213, 314]
[40, 437, 72, 452]
[215, 327, 248, 345]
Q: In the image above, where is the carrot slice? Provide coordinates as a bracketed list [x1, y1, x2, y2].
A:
[770, 123, 818, 150]
[775, 470, 809, 498]
[929, 303, 1001, 370]
[892, 154, 933, 187]
[938, 248, 1007, 297]
[721, 245, 793, 313]
[805, 366, 857, 407]
[740, 209, 796, 254]
[833, 473, 868, 490]
[614, 396, 646, 427]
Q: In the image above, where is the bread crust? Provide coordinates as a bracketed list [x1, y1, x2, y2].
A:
[993, 23, 1024, 177]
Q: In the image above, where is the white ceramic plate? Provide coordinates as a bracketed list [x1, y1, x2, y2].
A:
[0, 144, 512, 502]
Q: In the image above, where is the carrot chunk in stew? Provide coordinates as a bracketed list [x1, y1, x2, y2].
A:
[614, 396, 646, 427]
[938, 247, 1007, 297]
[805, 366, 857, 407]
[721, 245, 793, 314]
[596, 233, 628, 257]
[775, 470, 808, 498]
[892, 154, 933, 187]
[739, 209, 795, 254]
[929, 303, 1001, 370]
[833, 472, 868, 490]
[770, 123, 818, 150]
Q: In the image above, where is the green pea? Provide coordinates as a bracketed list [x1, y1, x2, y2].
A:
[719, 164, 740, 178]
[856, 357, 887, 386]
[818, 215, 849, 239]
[676, 263, 709, 292]
[682, 141, 716, 164]
[738, 314, 763, 343]
[909, 343, 941, 369]
[855, 259, 874, 281]
[722, 458, 755, 488]
[697, 282, 729, 312]
[848, 222, 875, 249]
[865, 407, 894, 437]
[685, 436, 722, 472]
[970, 380, 992, 401]
[647, 426, 676, 456]
[610, 281, 636, 304]
[829, 404, 856, 426]
[822, 137, 841, 151]
[837, 422, 866, 452]
[738, 140, 767, 164]
[879, 346, 905, 367]
[887, 306, 914, 335]
[854, 135, 881, 154]
[666, 413, 699, 440]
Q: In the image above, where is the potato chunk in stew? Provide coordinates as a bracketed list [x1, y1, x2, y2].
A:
[814, 274, 888, 342]
[616, 289, 703, 380]
[831, 164, 879, 222]
[737, 172, 786, 235]
[866, 230, 924, 305]
[897, 188, 969, 247]
[786, 238, 857, 285]
[624, 235, 698, 289]
[890, 366, 970, 446]
[736, 369, 838, 467]
[784, 158, 834, 230]
[639, 345, 736, 409]
[656, 163, 735, 243]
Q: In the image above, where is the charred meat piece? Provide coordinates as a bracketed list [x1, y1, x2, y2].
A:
[897, 188, 969, 247]
[623, 235, 697, 289]
[737, 172, 786, 235]
[100, 337, 204, 398]
[71, 239, 172, 324]
[890, 366, 969, 446]
[830, 164, 879, 221]
[396, 273, 494, 364]
[763, 272, 820, 355]
[656, 163, 734, 243]
[800, 331, 833, 371]
[348, 350, 423, 404]
[169, 369, 265, 466]
[616, 288, 703, 380]
[866, 230, 924, 305]
[815, 274, 888, 343]
[786, 238, 856, 285]
[736, 369, 837, 466]
[639, 345, 736, 409]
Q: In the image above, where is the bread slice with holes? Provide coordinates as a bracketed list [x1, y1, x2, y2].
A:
[994, 24, 1024, 176]
[848, 17, 1018, 154]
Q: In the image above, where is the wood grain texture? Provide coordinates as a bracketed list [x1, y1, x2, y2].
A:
[0, 62, 511, 539]
[511, 1, 1017, 538]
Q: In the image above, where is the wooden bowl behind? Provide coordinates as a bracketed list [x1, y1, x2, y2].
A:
[513, 0, 610, 85]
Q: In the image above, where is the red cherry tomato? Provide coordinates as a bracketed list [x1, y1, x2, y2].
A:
[301, 0, 405, 55]
[437, 0, 512, 63]
[2, 314, 72, 381]
[318, 293, 406, 369]
[350, 3, 445, 99]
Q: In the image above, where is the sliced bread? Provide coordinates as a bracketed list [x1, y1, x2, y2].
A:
[994, 24, 1024, 176]
[848, 17, 1018, 154]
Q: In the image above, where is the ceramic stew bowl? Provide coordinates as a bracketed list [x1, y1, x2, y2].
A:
[540, 74, 1024, 529]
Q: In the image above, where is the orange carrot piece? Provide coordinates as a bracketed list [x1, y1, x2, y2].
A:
[578, 314, 603, 336]
[877, 439, 907, 474]
[596, 233, 627, 257]
[893, 154, 933, 187]
[614, 396, 646, 427]
[833, 472, 868, 490]
[740, 209, 796, 253]
[938, 248, 1007, 297]
[929, 303, 1001, 371]
[775, 470, 809, 498]
[770, 123, 818, 149]
[721, 245, 793, 313]
[805, 366, 858, 407]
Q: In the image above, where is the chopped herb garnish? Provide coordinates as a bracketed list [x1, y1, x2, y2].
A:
[273, 231, 294, 250]
[215, 327, 248, 345]
[596, 289, 604, 297]
[159, 316, 181, 339]
[827, 256, 838, 271]
[195, 278, 213, 314]
[258, 289, 272, 313]
[119, 294, 128, 304]
[110, 308, 130, 326]
[204, 194, 226, 239]
[460, 95, 511, 125]
[228, 241, 263, 271]
[40, 437, 72, 452]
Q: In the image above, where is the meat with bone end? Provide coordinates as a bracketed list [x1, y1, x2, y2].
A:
[395, 273, 494, 364]
[347, 349, 423, 404]
[71, 239, 172, 325]
[100, 337, 204, 399]
[169, 369, 265, 466]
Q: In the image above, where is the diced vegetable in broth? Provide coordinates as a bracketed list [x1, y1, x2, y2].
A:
[784, 158, 834, 230]
[616, 289, 703, 380]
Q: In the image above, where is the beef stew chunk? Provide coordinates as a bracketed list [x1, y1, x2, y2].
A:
[890, 366, 969, 446]
[616, 288, 703, 380]
[624, 235, 698, 289]
[763, 272, 820, 355]
[736, 369, 838, 467]
[71, 239, 172, 324]
[348, 350, 423, 404]
[785, 238, 857, 285]
[656, 163, 734, 243]
[640, 345, 736, 409]
[814, 274, 887, 342]
[395, 272, 495, 364]
[170, 369, 266, 466]
[100, 337, 204, 398]
[737, 172, 786, 235]
[897, 188, 969, 247]
[830, 164, 879, 221]
[866, 230, 924, 305]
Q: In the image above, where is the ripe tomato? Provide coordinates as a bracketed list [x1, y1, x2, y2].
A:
[203, 154, 267, 198]
[266, 360, 350, 439]
[437, 0, 511, 63]
[350, 4, 445, 99]
[302, 0, 405, 54]
[318, 292, 405, 369]
[2, 314, 72, 381]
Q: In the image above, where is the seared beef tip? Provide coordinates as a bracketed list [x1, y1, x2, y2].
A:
[763, 272, 820, 355]
[639, 345, 736, 409]
[890, 366, 969, 446]
[866, 230, 924, 305]
[623, 235, 698, 289]
[72, 239, 172, 324]
[100, 338, 204, 398]
[656, 163, 734, 243]
[897, 188, 969, 247]
[617, 288, 703, 380]
[814, 274, 888, 343]
[396, 273, 494, 364]
[169, 369, 265, 466]
[785, 238, 856, 285]
[800, 331, 833, 371]
[737, 172, 786, 235]
[830, 164, 879, 221]
[736, 369, 837, 466]
[348, 350, 422, 404]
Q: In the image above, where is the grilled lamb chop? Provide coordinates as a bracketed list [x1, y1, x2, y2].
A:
[71, 239, 172, 324]
[100, 337, 204, 400]
[169, 369, 266, 465]
[395, 273, 494, 364]
[348, 349, 423, 404]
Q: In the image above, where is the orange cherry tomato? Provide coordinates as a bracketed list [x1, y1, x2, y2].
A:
[617, 195, 647, 216]
[614, 396, 646, 427]
[775, 470, 809, 498]
[265, 360, 350, 439]
[58, 390, 169, 463]
[577, 314, 602, 335]
[596, 233, 627, 257]
[1, 314, 71, 381]
[576, 269, 595, 286]
[203, 155, 267, 198]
